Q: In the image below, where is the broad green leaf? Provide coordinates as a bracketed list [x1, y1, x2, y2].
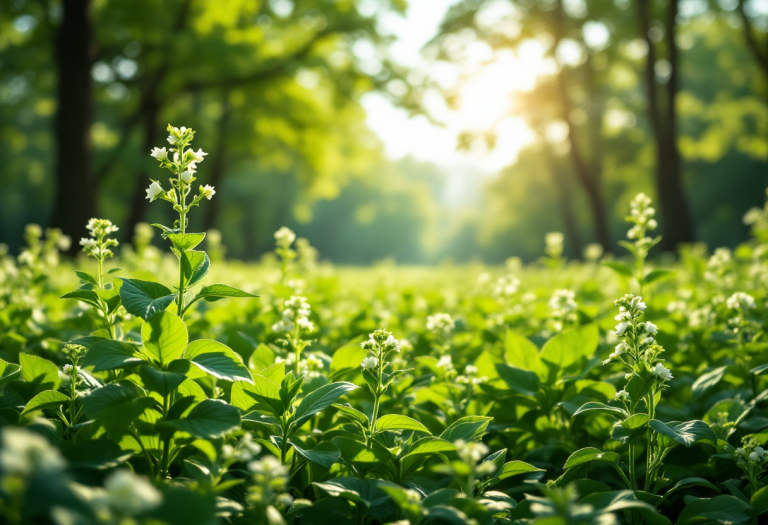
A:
[404, 437, 457, 458]
[83, 340, 146, 372]
[504, 331, 545, 378]
[496, 363, 540, 396]
[141, 311, 188, 366]
[291, 441, 340, 468]
[750, 363, 768, 375]
[157, 399, 241, 439]
[692, 366, 728, 398]
[540, 324, 599, 371]
[664, 477, 719, 499]
[751, 485, 768, 516]
[139, 360, 191, 396]
[643, 268, 675, 284]
[63, 439, 134, 469]
[119, 278, 176, 320]
[602, 260, 633, 278]
[21, 390, 70, 415]
[649, 420, 717, 448]
[563, 447, 620, 469]
[488, 461, 544, 485]
[675, 495, 751, 525]
[292, 382, 359, 429]
[611, 413, 649, 444]
[82, 381, 157, 437]
[440, 416, 492, 442]
[332, 437, 393, 466]
[247, 343, 276, 373]
[167, 232, 206, 252]
[74, 270, 99, 285]
[231, 375, 283, 416]
[333, 403, 370, 427]
[20, 353, 60, 394]
[376, 414, 430, 434]
[194, 284, 258, 303]
[0, 358, 21, 387]
[181, 250, 210, 287]
[573, 402, 628, 419]
[184, 339, 252, 383]
[259, 361, 286, 384]
[329, 342, 367, 381]
[578, 491, 663, 524]
[60, 289, 102, 308]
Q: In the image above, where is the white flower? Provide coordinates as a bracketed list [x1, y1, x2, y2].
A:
[150, 147, 167, 160]
[200, 184, 216, 200]
[750, 452, 760, 461]
[615, 322, 628, 336]
[436, 355, 453, 370]
[726, 292, 756, 311]
[146, 181, 163, 202]
[615, 311, 631, 321]
[103, 470, 162, 515]
[455, 439, 489, 464]
[79, 237, 97, 249]
[191, 148, 208, 161]
[180, 171, 193, 183]
[0, 427, 66, 476]
[653, 363, 673, 381]
[644, 321, 658, 335]
[465, 365, 478, 375]
[361, 356, 379, 369]
[615, 390, 630, 401]
[427, 313, 454, 334]
[384, 334, 401, 353]
[274, 226, 297, 245]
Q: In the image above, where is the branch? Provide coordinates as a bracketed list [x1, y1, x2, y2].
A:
[737, 0, 768, 78]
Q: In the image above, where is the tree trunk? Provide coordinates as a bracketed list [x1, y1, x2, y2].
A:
[50, 0, 96, 246]
[552, 0, 612, 252]
[125, 102, 161, 233]
[638, 0, 695, 250]
[737, 0, 768, 82]
[202, 92, 232, 232]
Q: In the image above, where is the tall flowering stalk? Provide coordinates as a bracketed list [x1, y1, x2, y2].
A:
[272, 295, 314, 375]
[360, 330, 403, 445]
[79, 219, 119, 292]
[603, 293, 672, 492]
[621, 193, 660, 293]
[147, 125, 213, 318]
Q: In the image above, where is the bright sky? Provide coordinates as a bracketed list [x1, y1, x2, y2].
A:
[361, 0, 555, 174]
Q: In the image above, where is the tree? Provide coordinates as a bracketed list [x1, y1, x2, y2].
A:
[636, 0, 695, 249]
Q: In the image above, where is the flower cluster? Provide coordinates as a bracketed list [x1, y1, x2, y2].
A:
[95, 470, 163, 518]
[246, 455, 293, 522]
[146, 124, 213, 230]
[272, 295, 313, 334]
[79, 218, 119, 263]
[583, 242, 604, 262]
[545, 231, 564, 260]
[728, 436, 768, 494]
[274, 227, 298, 282]
[361, 329, 401, 370]
[704, 247, 734, 287]
[626, 192, 659, 257]
[726, 292, 756, 312]
[456, 364, 487, 385]
[0, 427, 65, 478]
[493, 275, 520, 297]
[604, 294, 672, 384]
[17, 224, 70, 274]
[548, 289, 577, 332]
[427, 313, 454, 338]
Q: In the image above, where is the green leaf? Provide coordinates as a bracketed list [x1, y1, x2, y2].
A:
[291, 441, 340, 468]
[119, 278, 176, 320]
[156, 399, 241, 439]
[141, 311, 188, 367]
[167, 232, 206, 252]
[496, 363, 540, 396]
[692, 366, 728, 398]
[643, 268, 675, 284]
[663, 477, 720, 499]
[376, 414, 430, 434]
[649, 420, 717, 448]
[107, 267, 123, 275]
[82, 381, 157, 438]
[333, 403, 370, 427]
[19, 353, 60, 394]
[247, 342, 276, 373]
[440, 416, 492, 442]
[0, 358, 21, 387]
[750, 363, 768, 375]
[83, 340, 146, 372]
[611, 413, 649, 444]
[540, 323, 599, 372]
[332, 437, 393, 466]
[292, 382, 359, 429]
[231, 375, 284, 416]
[184, 339, 253, 383]
[280, 373, 305, 408]
[181, 250, 210, 287]
[603, 260, 634, 278]
[751, 485, 768, 516]
[74, 271, 99, 286]
[563, 447, 620, 469]
[60, 289, 102, 308]
[329, 342, 368, 381]
[63, 439, 134, 469]
[675, 495, 751, 525]
[488, 461, 544, 485]
[573, 402, 628, 419]
[139, 360, 191, 396]
[21, 390, 70, 415]
[194, 284, 258, 303]
[404, 436, 457, 458]
[504, 331, 545, 378]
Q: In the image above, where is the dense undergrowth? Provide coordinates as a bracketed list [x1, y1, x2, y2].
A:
[1, 127, 768, 525]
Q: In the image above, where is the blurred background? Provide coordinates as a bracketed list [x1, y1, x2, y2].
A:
[0, 0, 767, 264]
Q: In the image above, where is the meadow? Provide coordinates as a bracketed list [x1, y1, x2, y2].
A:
[0, 126, 767, 525]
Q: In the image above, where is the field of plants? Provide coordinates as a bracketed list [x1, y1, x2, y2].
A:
[1, 126, 768, 525]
